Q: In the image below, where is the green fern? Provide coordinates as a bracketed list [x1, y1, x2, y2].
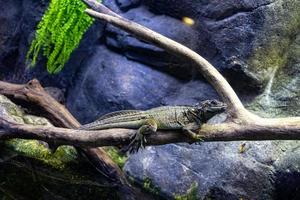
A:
[27, 0, 100, 74]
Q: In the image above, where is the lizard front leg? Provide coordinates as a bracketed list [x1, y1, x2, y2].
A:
[124, 118, 158, 153]
[181, 123, 204, 144]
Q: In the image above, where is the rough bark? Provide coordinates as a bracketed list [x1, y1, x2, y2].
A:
[0, 79, 128, 186]
[1, 112, 300, 146]
[0, 2, 300, 161]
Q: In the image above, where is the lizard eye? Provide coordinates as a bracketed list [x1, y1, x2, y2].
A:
[211, 100, 218, 105]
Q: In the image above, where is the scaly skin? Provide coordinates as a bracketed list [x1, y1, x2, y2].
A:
[81, 100, 226, 153]
[81, 106, 194, 130]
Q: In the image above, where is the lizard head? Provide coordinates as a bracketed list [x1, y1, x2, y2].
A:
[195, 99, 227, 121]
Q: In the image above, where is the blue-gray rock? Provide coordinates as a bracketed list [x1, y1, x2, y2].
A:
[66, 46, 218, 123]
[116, 0, 141, 11]
[273, 145, 300, 200]
[121, 1, 300, 199]
[67, 45, 177, 123]
[0, 0, 48, 82]
[249, 29, 300, 117]
[124, 141, 300, 200]
[144, 0, 274, 19]
[105, 0, 275, 91]
[104, 5, 202, 80]
[1, 0, 300, 199]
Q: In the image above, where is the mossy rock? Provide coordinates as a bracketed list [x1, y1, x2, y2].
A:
[0, 95, 119, 199]
[246, 0, 300, 117]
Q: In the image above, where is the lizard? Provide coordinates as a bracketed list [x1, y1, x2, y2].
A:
[80, 99, 227, 153]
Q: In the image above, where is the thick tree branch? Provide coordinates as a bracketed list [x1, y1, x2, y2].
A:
[199, 118, 300, 141]
[0, 79, 79, 128]
[0, 2, 299, 173]
[0, 79, 127, 185]
[82, 0, 121, 18]
[80, 2, 300, 144]
[1, 115, 300, 147]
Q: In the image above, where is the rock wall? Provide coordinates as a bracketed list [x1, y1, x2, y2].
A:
[0, 0, 300, 199]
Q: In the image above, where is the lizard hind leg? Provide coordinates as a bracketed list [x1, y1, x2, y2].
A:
[123, 119, 158, 154]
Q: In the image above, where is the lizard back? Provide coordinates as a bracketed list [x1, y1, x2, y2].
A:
[80, 110, 148, 130]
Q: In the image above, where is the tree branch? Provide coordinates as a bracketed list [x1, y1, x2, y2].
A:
[82, 0, 121, 18]
[0, 2, 299, 177]
[83, 3, 248, 119]
[1, 114, 300, 147]
[0, 79, 79, 128]
[0, 79, 127, 185]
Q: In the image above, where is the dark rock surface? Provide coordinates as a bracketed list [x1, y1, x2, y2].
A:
[67, 46, 179, 123]
[66, 46, 218, 123]
[274, 145, 300, 200]
[124, 140, 300, 200]
[0, 0, 104, 89]
[125, 142, 273, 199]
[104, 5, 203, 80]
[0, 0, 48, 82]
[0, 0, 300, 199]
[104, 0, 275, 93]
[116, 0, 141, 11]
[144, 0, 275, 19]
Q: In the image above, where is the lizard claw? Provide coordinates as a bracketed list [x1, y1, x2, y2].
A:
[121, 123, 156, 154]
[193, 135, 204, 145]
[194, 141, 203, 145]
[121, 132, 145, 154]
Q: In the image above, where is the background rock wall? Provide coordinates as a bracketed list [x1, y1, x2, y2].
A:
[0, 0, 300, 199]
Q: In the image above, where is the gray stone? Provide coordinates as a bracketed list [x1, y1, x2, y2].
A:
[104, 5, 202, 79]
[124, 141, 300, 199]
[116, 0, 141, 11]
[44, 87, 65, 104]
[273, 145, 300, 200]
[144, 0, 274, 20]
[66, 46, 218, 123]
[163, 80, 219, 106]
[0, 0, 48, 82]
[121, 1, 300, 198]
[249, 28, 300, 117]
[104, 0, 278, 92]
[1, 0, 300, 199]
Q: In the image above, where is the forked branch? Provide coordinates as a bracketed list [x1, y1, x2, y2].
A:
[0, 2, 300, 157]
[82, 1, 300, 125]
[82, 0, 249, 119]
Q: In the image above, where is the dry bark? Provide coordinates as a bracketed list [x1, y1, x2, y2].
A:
[0, 79, 127, 185]
[0, 1, 300, 162]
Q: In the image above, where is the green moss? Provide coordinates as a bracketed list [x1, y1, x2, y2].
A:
[103, 147, 128, 168]
[4, 139, 78, 169]
[0, 95, 120, 198]
[248, 45, 288, 78]
[247, 0, 300, 82]
[27, 0, 101, 74]
[126, 175, 136, 184]
[143, 177, 160, 196]
[174, 182, 198, 200]
[246, 1, 300, 117]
